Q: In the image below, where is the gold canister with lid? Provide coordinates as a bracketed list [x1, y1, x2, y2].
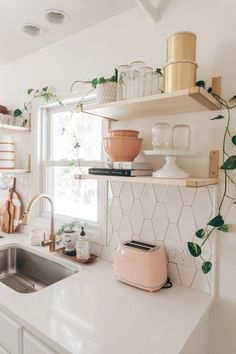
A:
[166, 31, 197, 62]
[164, 60, 198, 93]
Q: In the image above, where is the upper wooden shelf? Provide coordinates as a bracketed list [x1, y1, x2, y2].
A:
[81, 87, 221, 121]
[0, 124, 30, 132]
[74, 174, 218, 188]
[0, 169, 30, 174]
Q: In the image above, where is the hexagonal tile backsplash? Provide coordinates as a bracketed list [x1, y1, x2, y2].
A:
[103, 181, 217, 295]
[13, 175, 216, 295]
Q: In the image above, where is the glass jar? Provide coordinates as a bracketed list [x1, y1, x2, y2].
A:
[172, 124, 191, 151]
[152, 123, 172, 150]
[140, 66, 153, 96]
[117, 64, 131, 100]
[130, 61, 145, 98]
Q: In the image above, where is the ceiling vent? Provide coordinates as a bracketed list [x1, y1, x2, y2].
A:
[45, 9, 70, 24]
[22, 24, 44, 36]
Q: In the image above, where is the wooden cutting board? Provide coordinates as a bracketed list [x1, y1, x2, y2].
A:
[2, 178, 21, 233]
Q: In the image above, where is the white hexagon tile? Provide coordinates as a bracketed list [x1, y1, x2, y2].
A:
[141, 184, 156, 219]
[165, 186, 183, 223]
[104, 183, 217, 295]
[130, 199, 144, 235]
[120, 183, 133, 215]
[152, 203, 168, 240]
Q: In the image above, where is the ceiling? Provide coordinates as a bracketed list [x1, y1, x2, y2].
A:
[0, 0, 137, 65]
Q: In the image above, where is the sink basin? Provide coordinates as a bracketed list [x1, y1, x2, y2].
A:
[0, 246, 78, 293]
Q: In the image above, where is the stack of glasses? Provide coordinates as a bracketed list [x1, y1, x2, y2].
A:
[117, 61, 164, 100]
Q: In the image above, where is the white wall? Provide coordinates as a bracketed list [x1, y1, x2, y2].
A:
[0, 1, 236, 353]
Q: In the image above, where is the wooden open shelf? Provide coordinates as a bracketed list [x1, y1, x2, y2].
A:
[0, 124, 30, 132]
[74, 174, 218, 188]
[80, 87, 221, 120]
[0, 169, 30, 174]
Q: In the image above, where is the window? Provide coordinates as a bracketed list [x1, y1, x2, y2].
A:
[39, 100, 107, 232]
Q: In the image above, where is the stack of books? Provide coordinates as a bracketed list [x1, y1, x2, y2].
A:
[88, 162, 153, 177]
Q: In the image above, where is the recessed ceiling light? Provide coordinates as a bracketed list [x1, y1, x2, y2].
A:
[22, 23, 44, 36]
[45, 9, 70, 24]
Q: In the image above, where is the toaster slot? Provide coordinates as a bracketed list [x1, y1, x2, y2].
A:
[124, 242, 151, 251]
[130, 240, 156, 248]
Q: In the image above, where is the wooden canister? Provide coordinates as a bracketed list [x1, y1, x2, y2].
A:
[0, 135, 15, 169]
[164, 60, 198, 93]
[166, 32, 197, 62]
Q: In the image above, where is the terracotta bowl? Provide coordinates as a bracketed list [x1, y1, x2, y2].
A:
[103, 136, 143, 162]
[109, 129, 139, 137]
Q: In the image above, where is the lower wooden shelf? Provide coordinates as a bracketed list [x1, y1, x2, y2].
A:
[74, 173, 218, 188]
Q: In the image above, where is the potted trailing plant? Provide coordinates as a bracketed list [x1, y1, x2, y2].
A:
[188, 86, 236, 274]
[70, 68, 118, 106]
[14, 86, 63, 127]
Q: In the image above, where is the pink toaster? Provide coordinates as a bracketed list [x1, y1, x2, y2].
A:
[113, 240, 168, 292]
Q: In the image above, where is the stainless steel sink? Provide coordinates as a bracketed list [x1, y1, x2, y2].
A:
[0, 246, 78, 293]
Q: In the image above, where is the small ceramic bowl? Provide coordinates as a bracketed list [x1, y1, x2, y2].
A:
[109, 129, 139, 137]
[103, 136, 143, 162]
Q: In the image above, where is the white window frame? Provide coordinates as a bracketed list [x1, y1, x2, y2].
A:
[31, 94, 108, 245]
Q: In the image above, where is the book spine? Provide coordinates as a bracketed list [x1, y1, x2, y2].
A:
[112, 162, 150, 169]
[89, 168, 132, 176]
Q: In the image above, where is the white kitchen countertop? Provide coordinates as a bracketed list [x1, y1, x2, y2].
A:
[0, 233, 213, 354]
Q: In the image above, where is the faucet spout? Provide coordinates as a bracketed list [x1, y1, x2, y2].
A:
[20, 194, 56, 252]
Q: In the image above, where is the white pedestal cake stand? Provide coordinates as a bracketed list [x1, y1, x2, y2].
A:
[143, 149, 196, 178]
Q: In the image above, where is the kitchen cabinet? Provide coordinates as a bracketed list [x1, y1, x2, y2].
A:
[0, 310, 57, 354]
[0, 344, 10, 354]
[0, 310, 21, 354]
[23, 331, 55, 354]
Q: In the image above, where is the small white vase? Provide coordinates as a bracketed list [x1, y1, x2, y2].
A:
[96, 82, 117, 104]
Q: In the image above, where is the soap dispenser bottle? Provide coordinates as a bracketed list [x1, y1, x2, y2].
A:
[76, 226, 90, 260]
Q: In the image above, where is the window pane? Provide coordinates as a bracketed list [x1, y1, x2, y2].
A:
[51, 110, 102, 161]
[51, 167, 98, 222]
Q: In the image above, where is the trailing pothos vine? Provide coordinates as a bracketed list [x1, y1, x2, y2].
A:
[188, 91, 236, 274]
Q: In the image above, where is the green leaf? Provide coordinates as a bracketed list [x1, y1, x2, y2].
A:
[27, 88, 34, 95]
[68, 159, 77, 166]
[218, 224, 229, 232]
[91, 78, 98, 88]
[115, 68, 118, 82]
[156, 68, 163, 76]
[110, 75, 117, 82]
[208, 215, 224, 227]
[207, 87, 212, 93]
[188, 242, 202, 257]
[195, 229, 205, 238]
[74, 142, 80, 149]
[14, 109, 23, 117]
[232, 135, 236, 145]
[99, 77, 106, 84]
[221, 155, 236, 170]
[43, 92, 49, 102]
[202, 261, 212, 274]
[229, 95, 236, 101]
[196, 80, 205, 88]
[211, 114, 224, 120]
[42, 86, 48, 92]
